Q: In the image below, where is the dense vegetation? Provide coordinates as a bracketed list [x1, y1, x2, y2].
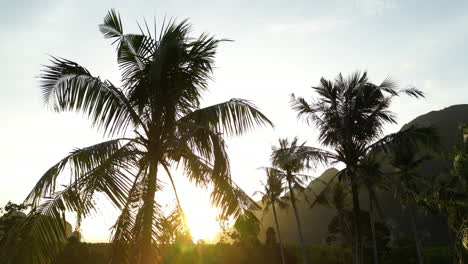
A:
[0, 9, 466, 264]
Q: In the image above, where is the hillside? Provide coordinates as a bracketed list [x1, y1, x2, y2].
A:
[257, 104, 468, 245]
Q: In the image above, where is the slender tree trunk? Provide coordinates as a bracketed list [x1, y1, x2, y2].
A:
[141, 161, 159, 264]
[409, 209, 424, 264]
[286, 176, 308, 264]
[272, 202, 287, 264]
[368, 188, 379, 264]
[351, 179, 363, 264]
[163, 164, 188, 232]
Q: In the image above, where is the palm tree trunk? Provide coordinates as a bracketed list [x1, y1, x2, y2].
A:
[368, 188, 379, 264]
[287, 176, 308, 264]
[163, 163, 188, 233]
[141, 161, 159, 264]
[351, 179, 363, 264]
[272, 202, 287, 264]
[409, 209, 424, 264]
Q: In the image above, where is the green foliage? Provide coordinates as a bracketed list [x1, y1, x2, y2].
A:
[0, 202, 28, 241]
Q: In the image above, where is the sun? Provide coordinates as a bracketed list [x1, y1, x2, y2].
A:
[183, 202, 221, 242]
[174, 179, 224, 242]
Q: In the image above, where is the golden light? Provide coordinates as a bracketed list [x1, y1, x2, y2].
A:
[183, 201, 221, 242]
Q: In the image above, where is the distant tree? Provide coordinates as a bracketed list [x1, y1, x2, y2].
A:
[5, 9, 272, 264]
[0, 202, 76, 263]
[270, 137, 328, 264]
[291, 71, 436, 264]
[0, 202, 28, 243]
[358, 154, 386, 264]
[233, 211, 261, 247]
[255, 168, 288, 264]
[323, 183, 353, 247]
[387, 146, 433, 264]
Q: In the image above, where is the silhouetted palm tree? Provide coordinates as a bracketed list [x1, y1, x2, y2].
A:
[358, 155, 385, 264]
[290, 71, 437, 264]
[255, 168, 289, 264]
[388, 147, 433, 264]
[270, 137, 328, 264]
[4, 10, 272, 264]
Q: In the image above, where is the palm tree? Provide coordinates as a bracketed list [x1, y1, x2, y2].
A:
[255, 168, 289, 264]
[324, 181, 353, 262]
[2, 10, 273, 264]
[358, 154, 385, 264]
[421, 125, 467, 263]
[290, 71, 437, 264]
[388, 146, 433, 264]
[270, 137, 328, 264]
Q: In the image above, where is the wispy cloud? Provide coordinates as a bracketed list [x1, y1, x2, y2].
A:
[267, 18, 350, 34]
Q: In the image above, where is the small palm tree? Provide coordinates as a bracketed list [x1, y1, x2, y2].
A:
[270, 137, 328, 264]
[358, 154, 385, 264]
[388, 147, 433, 264]
[324, 181, 353, 262]
[255, 168, 289, 264]
[290, 71, 437, 264]
[2, 10, 273, 264]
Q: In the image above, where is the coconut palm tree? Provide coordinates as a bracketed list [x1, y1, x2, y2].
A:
[270, 137, 328, 264]
[290, 71, 437, 264]
[1, 10, 272, 264]
[358, 154, 385, 264]
[388, 146, 434, 264]
[255, 168, 289, 264]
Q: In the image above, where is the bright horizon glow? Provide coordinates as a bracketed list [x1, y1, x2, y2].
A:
[184, 203, 221, 243]
[178, 186, 222, 243]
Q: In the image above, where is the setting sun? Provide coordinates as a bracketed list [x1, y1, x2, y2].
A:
[184, 204, 221, 242]
[181, 190, 222, 242]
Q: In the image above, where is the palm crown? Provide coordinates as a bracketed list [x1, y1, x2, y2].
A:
[291, 72, 434, 170]
[256, 168, 288, 212]
[7, 10, 273, 264]
[290, 71, 438, 264]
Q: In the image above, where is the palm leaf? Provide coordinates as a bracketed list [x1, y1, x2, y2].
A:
[26, 139, 132, 206]
[178, 99, 274, 136]
[40, 57, 143, 136]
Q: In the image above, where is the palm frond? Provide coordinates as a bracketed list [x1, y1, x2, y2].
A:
[99, 9, 123, 40]
[40, 57, 142, 136]
[26, 139, 132, 206]
[211, 178, 260, 220]
[178, 99, 273, 136]
[109, 166, 148, 264]
[368, 125, 440, 154]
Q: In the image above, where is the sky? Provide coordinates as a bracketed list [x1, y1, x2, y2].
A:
[1, 0, 468, 242]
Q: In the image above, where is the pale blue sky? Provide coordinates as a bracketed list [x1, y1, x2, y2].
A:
[1, 0, 467, 241]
